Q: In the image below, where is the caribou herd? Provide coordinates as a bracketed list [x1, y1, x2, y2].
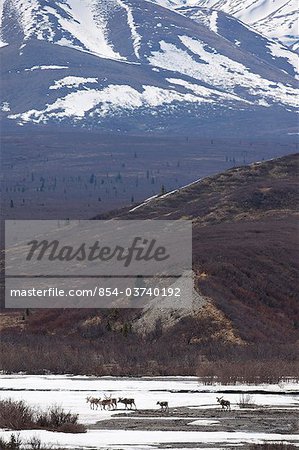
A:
[86, 395, 231, 411]
[86, 395, 137, 410]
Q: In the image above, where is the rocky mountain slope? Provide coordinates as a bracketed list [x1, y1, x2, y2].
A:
[0, 0, 298, 136]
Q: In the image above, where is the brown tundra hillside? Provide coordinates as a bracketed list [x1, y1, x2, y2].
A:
[98, 153, 299, 343]
[0, 154, 298, 376]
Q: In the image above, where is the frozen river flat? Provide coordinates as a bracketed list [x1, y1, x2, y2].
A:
[0, 375, 298, 449]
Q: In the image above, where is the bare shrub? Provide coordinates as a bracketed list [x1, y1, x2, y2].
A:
[0, 399, 86, 433]
[0, 400, 34, 429]
[41, 405, 84, 433]
[0, 434, 68, 450]
[0, 433, 22, 450]
[249, 444, 296, 450]
[35, 405, 85, 433]
[196, 357, 299, 385]
[238, 393, 255, 408]
[49, 405, 78, 428]
[26, 436, 43, 450]
[0, 328, 298, 378]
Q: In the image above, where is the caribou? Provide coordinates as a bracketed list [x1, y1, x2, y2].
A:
[86, 396, 102, 410]
[216, 396, 231, 411]
[102, 394, 117, 410]
[157, 401, 169, 412]
[118, 397, 137, 409]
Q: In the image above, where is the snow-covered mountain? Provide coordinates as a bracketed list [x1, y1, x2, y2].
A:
[291, 40, 299, 53]
[0, 0, 298, 136]
[152, 0, 298, 48]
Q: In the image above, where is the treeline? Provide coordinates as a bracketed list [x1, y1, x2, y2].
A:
[249, 445, 296, 450]
[0, 330, 298, 383]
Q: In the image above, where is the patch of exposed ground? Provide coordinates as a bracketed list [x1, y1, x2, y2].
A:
[0, 312, 26, 331]
[91, 406, 299, 435]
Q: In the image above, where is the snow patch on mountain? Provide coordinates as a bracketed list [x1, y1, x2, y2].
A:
[177, 6, 298, 79]
[9, 84, 215, 124]
[52, 0, 124, 60]
[203, 0, 296, 47]
[0, 0, 7, 46]
[1, 101, 10, 112]
[24, 65, 69, 71]
[267, 41, 299, 79]
[166, 78, 246, 103]
[176, 6, 217, 33]
[209, 10, 218, 34]
[8, 0, 56, 42]
[292, 41, 299, 53]
[149, 37, 298, 108]
[240, 0, 298, 47]
[1, 0, 298, 133]
[151, 0, 298, 47]
[118, 0, 141, 58]
[2, 0, 125, 60]
[49, 76, 98, 90]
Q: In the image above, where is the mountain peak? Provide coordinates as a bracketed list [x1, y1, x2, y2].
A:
[0, 0, 298, 136]
[151, 0, 298, 47]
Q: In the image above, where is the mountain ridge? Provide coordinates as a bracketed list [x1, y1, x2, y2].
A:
[150, 0, 298, 48]
[0, 0, 298, 136]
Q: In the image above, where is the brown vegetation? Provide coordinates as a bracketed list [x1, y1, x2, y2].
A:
[0, 324, 297, 379]
[0, 399, 86, 433]
[0, 434, 67, 450]
[98, 153, 299, 343]
[248, 445, 296, 450]
[0, 154, 298, 376]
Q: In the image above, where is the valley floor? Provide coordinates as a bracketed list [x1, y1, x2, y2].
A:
[0, 375, 298, 449]
[2, 131, 297, 220]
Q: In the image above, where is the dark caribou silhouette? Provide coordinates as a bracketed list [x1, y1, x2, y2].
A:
[157, 401, 169, 412]
[118, 397, 137, 409]
[216, 396, 231, 411]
